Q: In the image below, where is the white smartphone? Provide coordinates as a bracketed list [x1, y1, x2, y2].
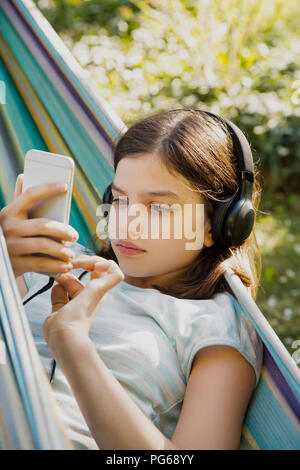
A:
[22, 149, 75, 278]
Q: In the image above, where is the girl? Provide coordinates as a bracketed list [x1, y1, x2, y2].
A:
[0, 109, 263, 450]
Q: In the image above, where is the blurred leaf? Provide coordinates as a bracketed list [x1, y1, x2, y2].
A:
[264, 265, 276, 284]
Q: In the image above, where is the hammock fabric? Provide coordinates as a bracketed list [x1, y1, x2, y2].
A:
[0, 0, 300, 450]
[223, 270, 300, 449]
[0, 226, 72, 449]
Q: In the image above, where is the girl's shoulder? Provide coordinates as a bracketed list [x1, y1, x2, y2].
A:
[167, 290, 237, 323]
[169, 289, 255, 329]
[170, 291, 263, 387]
[173, 290, 262, 352]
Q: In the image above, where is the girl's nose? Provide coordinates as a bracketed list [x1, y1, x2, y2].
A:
[127, 203, 148, 240]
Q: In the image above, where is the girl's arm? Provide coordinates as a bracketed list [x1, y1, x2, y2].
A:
[171, 344, 256, 449]
[16, 275, 28, 298]
[51, 330, 178, 450]
[45, 255, 178, 450]
[45, 255, 256, 450]
[49, 331, 255, 450]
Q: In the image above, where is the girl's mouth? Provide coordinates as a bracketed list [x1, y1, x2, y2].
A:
[116, 243, 147, 255]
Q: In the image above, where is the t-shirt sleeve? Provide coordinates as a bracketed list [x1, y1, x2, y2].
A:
[174, 292, 263, 388]
[23, 271, 32, 290]
[23, 271, 45, 292]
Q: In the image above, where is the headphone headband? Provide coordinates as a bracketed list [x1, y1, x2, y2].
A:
[201, 111, 254, 184]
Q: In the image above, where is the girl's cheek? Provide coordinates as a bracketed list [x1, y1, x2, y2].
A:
[181, 204, 205, 242]
[150, 210, 186, 242]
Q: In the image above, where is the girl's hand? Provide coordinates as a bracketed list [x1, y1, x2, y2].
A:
[44, 255, 124, 354]
[0, 174, 79, 277]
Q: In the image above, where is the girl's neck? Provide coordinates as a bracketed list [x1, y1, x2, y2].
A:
[123, 266, 187, 290]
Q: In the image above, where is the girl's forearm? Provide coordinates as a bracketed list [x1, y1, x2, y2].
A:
[52, 333, 178, 450]
[16, 275, 28, 298]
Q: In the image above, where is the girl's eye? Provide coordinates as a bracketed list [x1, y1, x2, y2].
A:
[112, 198, 171, 213]
[112, 197, 127, 205]
[150, 203, 171, 213]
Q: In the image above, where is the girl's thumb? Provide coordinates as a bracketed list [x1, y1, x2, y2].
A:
[74, 270, 123, 317]
[13, 174, 24, 200]
[51, 284, 69, 312]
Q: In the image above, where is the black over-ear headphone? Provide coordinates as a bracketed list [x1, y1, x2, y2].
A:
[102, 109, 255, 248]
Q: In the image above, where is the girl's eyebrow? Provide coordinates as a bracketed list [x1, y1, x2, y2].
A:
[111, 182, 180, 199]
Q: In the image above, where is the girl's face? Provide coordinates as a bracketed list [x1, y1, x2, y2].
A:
[109, 152, 215, 289]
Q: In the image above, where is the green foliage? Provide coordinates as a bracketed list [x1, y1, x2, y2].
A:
[35, 0, 140, 40]
[256, 194, 300, 355]
[35, 0, 300, 191]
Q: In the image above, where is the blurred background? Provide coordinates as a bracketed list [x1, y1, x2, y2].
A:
[33, 0, 300, 358]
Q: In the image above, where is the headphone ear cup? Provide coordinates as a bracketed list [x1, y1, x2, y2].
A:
[211, 199, 233, 246]
[224, 198, 255, 247]
[102, 184, 113, 205]
[101, 184, 113, 226]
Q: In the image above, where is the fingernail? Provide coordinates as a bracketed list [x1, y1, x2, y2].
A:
[67, 229, 79, 240]
[63, 249, 75, 260]
[56, 183, 68, 191]
[63, 263, 73, 271]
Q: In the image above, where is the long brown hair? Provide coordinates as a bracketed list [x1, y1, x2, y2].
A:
[91, 109, 262, 301]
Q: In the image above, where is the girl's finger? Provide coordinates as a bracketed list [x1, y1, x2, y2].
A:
[51, 284, 69, 312]
[14, 255, 74, 274]
[55, 273, 85, 299]
[12, 182, 69, 215]
[71, 269, 124, 317]
[73, 256, 124, 283]
[13, 174, 23, 201]
[72, 254, 113, 271]
[90, 260, 122, 280]
[6, 217, 79, 242]
[6, 236, 75, 262]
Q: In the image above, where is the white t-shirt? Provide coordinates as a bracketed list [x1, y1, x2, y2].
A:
[23, 242, 263, 450]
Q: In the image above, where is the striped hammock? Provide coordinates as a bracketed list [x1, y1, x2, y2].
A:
[0, 0, 299, 450]
[0, 225, 73, 449]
